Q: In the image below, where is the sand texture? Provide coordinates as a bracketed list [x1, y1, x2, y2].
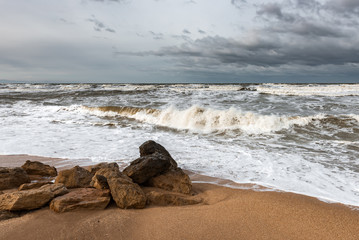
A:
[1, 155, 359, 240]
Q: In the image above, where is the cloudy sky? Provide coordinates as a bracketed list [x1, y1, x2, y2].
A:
[0, 0, 358, 83]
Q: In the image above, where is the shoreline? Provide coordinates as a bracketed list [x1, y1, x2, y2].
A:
[1, 154, 359, 239]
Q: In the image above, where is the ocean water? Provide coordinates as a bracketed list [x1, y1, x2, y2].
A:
[0, 83, 358, 206]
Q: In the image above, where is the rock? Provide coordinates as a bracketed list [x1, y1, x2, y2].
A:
[21, 160, 57, 177]
[0, 183, 68, 211]
[108, 177, 146, 209]
[0, 167, 30, 190]
[146, 168, 192, 194]
[145, 189, 202, 206]
[50, 188, 111, 213]
[91, 174, 109, 190]
[87, 162, 119, 175]
[139, 140, 177, 169]
[55, 166, 92, 188]
[123, 152, 172, 184]
[18, 181, 53, 191]
[0, 211, 20, 221]
[0, 191, 3, 195]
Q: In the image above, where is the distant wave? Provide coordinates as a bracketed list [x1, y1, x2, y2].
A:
[256, 84, 359, 96]
[79, 105, 355, 134]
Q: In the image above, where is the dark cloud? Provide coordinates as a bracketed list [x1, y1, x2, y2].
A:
[198, 29, 206, 34]
[231, 0, 247, 9]
[149, 31, 164, 40]
[325, 0, 359, 15]
[183, 29, 191, 34]
[87, 16, 115, 33]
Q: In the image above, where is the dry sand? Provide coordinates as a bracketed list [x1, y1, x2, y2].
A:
[1, 155, 359, 240]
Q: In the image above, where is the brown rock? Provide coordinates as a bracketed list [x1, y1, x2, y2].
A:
[145, 188, 202, 206]
[55, 166, 92, 188]
[91, 174, 109, 190]
[0, 183, 68, 211]
[18, 181, 53, 191]
[123, 152, 172, 184]
[147, 168, 192, 194]
[108, 177, 146, 209]
[0, 167, 30, 190]
[87, 162, 119, 175]
[139, 140, 177, 169]
[21, 160, 57, 177]
[50, 188, 111, 213]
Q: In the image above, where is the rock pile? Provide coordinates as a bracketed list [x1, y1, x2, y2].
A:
[0, 141, 201, 219]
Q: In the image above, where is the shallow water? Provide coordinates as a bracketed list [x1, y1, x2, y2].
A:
[0, 83, 358, 206]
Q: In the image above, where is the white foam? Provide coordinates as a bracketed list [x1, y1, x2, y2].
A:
[256, 84, 359, 96]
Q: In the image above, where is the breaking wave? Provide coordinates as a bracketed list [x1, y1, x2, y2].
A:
[256, 84, 359, 96]
[81, 105, 335, 134]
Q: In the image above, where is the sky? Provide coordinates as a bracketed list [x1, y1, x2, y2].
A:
[0, 0, 358, 83]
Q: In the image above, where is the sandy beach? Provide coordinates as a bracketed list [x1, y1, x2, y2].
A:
[1, 155, 359, 240]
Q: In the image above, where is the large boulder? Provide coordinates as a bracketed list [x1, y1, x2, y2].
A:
[18, 181, 53, 191]
[55, 166, 92, 188]
[0, 184, 68, 211]
[0, 167, 30, 190]
[139, 140, 177, 169]
[123, 152, 172, 184]
[145, 189, 202, 206]
[146, 168, 192, 194]
[21, 160, 57, 177]
[87, 162, 119, 175]
[92, 168, 147, 209]
[108, 177, 146, 209]
[50, 188, 111, 213]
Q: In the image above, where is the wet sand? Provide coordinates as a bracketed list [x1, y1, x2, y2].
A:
[1, 155, 359, 240]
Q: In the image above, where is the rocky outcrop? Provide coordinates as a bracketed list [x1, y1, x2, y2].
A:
[0, 184, 68, 211]
[0, 167, 30, 190]
[123, 152, 172, 184]
[87, 162, 119, 175]
[50, 188, 111, 213]
[18, 181, 53, 191]
[108, 177, 146, 209]
[55, 166, 92, 188]
[139, 140, 177, 169]
[146, 168, 192, 194]
[145, 189, 201, 206]
[21, 160, 57, 177]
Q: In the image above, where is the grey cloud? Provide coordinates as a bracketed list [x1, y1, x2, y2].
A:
[198, 29, 206, 34]
[149, 31, 164, 40]
[87, 16, 115, 33]
[231, 0, 247, 9]
[183, 29, 191, 34]
[256, 3, 295, 22]
[325, 0, 359, 15]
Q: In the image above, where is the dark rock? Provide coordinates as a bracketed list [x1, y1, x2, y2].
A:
[55, 166, 92, 188]
[18, 181, 53, 191]
[139, 140, 177, 169]
[147, 168, 192, 194]
[50, 188, 111, 213]
[87, 162, 119, 175]
[0, 211, 20, 221]
[21, 160, 57, 177]
[90, 174, 109, 190]
[0, 167, 30, 190]
[145, 188, 202, 206]
[123, 152, 172, 184]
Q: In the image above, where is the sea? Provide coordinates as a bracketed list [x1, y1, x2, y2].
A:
[0, 83, 358, 207]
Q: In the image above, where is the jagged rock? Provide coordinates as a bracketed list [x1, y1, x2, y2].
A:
[18, 181, 53, 191]
[50, 188, 111, 213]
[0, 184, 68, 211]
[0, 211, 20, 221]
[87, 162, 119, 175]
[21, 160, 57, 177]
[147, 168, 192, 194]
[145, 188, 202, 206]
[90, 174, 109, 190]
[0, 167, 30, 190]
[139, 140, 177, 169]
[108, 177, 146, 209]
[55, 166, 92, 188]
[123, 152, 172, 184]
